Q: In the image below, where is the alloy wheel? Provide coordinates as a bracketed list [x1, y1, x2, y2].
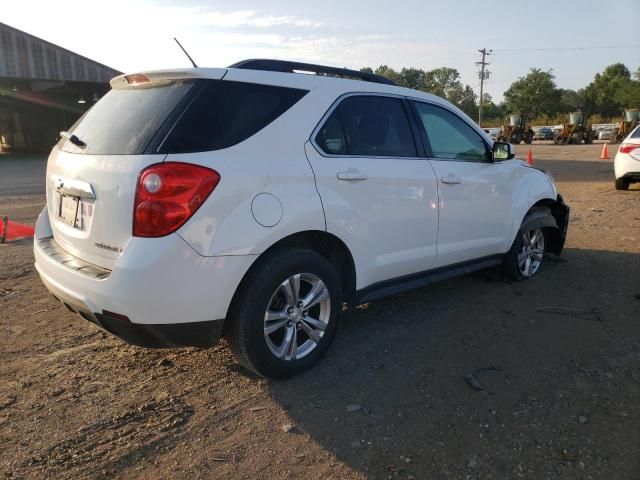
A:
[263, 273, 331, 361]
[517, 228, 545, 277]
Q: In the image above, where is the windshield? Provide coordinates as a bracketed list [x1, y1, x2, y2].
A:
[61, 80, 195, 155]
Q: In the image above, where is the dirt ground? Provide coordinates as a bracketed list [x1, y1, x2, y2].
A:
[1, 143, 639, 479]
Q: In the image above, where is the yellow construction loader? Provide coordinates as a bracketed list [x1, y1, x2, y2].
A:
[553, 111, 594, 145]
[496, 114, 534, 144]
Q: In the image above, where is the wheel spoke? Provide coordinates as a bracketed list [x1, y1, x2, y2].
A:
[300, 320, 322, 344]
[529, 230, 540, 246]
[301, 315, 327, 331]
[264, 313, 289, 335]
[281, 274, 300, 306]
[524, 255, 531, 276]
[277, 324, 297, 360]
[301, 280, 329, 310]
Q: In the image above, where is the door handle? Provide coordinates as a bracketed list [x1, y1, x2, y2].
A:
[440, 175, 462, 185]
[337, 171, 368, 181]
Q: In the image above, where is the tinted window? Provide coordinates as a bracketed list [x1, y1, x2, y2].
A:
[161, 80, 307, 153]
[413, 102, 489, 162]
[315, 111, 347, 155]
[631, 126, 640, 139]
[61, 80, 195, 155]
[316, 96, 417, 157]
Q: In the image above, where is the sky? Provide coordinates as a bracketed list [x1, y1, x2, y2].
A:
[3, 0, 640, 101]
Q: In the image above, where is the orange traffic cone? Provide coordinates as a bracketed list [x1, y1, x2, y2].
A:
[600, 143, 610, 160]
[526, 149, 533, 165]
[0, 216, 35, 243]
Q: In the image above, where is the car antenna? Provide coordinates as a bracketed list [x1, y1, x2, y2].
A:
[173, 37, 198, 68]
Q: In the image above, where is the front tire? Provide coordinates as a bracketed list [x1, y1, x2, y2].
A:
[227, 248, 342, 379]
[504, 224, 546, 281]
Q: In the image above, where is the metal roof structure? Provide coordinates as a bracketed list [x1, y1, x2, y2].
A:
[0, 22, 120, 83]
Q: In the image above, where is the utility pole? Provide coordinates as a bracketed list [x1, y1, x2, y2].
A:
[476, 48, 491, 126]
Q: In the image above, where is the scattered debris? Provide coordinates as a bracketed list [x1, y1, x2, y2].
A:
[281, 424, 295, 433]
[157, 358, 174, 368]
[534, 306, 603, 321]
[0, 288, 15, 298]
[464, 366, 502, 391]
[249, 406, 268, 412]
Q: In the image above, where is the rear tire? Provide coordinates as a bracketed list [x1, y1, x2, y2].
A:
[615, 178, 630, 191]
[227, 248, 342, 379]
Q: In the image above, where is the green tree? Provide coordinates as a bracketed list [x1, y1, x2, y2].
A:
[503, 68, 561, 117]
[559, 89, 583, 112]
[363, 65, 479, 118]
[582, 63, 633, 116]
[481, 93, 505, 121]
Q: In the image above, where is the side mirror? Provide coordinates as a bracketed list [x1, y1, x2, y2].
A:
[492, 141, 514, 161]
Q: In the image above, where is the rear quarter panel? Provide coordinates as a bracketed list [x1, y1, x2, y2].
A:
[171, 88, 331, 257]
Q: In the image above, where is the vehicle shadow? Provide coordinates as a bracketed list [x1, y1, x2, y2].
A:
[267, 248, 640, 478]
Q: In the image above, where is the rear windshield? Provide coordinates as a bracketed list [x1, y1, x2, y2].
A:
[62, 80, 195, 155]
[61, 79, 308, 155]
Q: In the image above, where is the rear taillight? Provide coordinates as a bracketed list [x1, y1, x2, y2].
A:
[133, 162, 220, 237]
[619, 143, 640, 154]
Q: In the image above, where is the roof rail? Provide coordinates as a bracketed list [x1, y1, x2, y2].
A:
[228, 59, 397, 86]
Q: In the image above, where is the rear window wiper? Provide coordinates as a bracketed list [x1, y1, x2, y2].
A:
[60, 131, 86, 148]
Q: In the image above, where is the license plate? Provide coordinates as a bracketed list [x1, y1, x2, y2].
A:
[59, 195, 80, 227]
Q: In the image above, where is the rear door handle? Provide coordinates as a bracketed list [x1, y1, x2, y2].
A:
[337, 171, 368, 181]
[440, 175, 462, 185]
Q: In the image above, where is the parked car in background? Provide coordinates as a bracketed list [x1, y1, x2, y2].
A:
[34, 59, 570, 378]
[533, 127, 554, 141]
[614, 125, 640, 190]
[598, 129, 614, 141]
[482, 127, 500, 141]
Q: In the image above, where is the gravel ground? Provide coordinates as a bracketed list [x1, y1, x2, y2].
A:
[1, 143, 639, 479]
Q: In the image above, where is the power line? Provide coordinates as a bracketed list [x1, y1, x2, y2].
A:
[492, 45, 640, 54]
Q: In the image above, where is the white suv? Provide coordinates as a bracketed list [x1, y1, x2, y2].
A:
[34, 60, 569, 378]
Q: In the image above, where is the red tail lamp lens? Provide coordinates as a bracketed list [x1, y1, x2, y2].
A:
[133, 162, 220, 237]
[619, 143, 640, 154]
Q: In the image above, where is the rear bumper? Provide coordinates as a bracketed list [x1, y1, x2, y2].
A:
[93, 312, 224, 348]
[615, 152, 640, 179]
[34, 208, 256, 347]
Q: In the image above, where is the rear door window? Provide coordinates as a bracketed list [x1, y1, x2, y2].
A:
[316, 95, 417, 157]
[160, 81, 308, 153]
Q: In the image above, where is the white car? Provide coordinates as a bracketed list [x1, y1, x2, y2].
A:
[614, 125, 640, 190]
[34, 59, 569, 378]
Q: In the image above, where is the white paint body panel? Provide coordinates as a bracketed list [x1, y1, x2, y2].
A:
[34, 208, 256, 324]
[614, 129, 640, 179]
[305, 143, 439, 289]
